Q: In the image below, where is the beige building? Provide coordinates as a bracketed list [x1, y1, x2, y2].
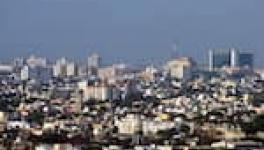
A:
[78, 81, 117, 101]
[85, 85, 112, 101]
[66, 62, 77, 76]
[139, 65, 158, 81]
[166, 57, 195, 80]
[115, 114, 142, 135]
[98, 64, 127, 81]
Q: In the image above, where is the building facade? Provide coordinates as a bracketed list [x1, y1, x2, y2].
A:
[209, 48, 253, 71]
[166, 57, 195, 80]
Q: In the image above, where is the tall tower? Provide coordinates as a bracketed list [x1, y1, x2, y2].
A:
[230, 48, 238, 68]
[209, 49, 214, 71]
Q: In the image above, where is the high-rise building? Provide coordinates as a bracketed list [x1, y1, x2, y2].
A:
[21, 65, 52, 83]
[209, 49, 233, 71]
[231, 48, 238, 67]
[88, 53, 101, 68]
[53, 58, 67, 77]
[21, 55, 52, 83]
[66, 62, 77, 77]
[239, 52, 254, 68]
[53, 58, 77, 77]
[78, 65, 88, 77]
[209, 49, 254, 71]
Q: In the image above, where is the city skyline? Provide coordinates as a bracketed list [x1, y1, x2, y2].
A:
[1, 1, 264, 149]
[1, 0, 264, 66]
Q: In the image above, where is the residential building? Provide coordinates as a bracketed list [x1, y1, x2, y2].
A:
[53, 58, 76, 77]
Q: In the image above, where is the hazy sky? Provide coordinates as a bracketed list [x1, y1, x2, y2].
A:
[0, 0, 264, 65]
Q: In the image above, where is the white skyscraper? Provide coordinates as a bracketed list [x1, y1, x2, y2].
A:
[230, 48, 238, 68]
[209, 49, 214, 71]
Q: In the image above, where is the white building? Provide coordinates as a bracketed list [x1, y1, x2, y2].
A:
[53, 58, 67, 77]
[88, 53, 101, 68]
[53, 58, 76, 77]
[66, 62, 77, 77]
[231, 48, 238, 68]
[20, 66, 29, 80]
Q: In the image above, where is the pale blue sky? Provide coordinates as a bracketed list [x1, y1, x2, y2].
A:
[0, 0, 264, 65]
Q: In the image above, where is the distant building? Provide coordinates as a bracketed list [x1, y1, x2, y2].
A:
[139, 65, 158, 81]
[209, 49, 234, 71]
[77, 65, 88, 77]
[239, 52, 254, 69]
[13, 57, 24, 67]
[231, 48, 239, 67]
[53, 58, 67, 77]
[209, 48, 253, 71]
[53, 58, 77, 77]
[26, 55, 47, 68]
[166, 57, 195, 80]
[66, 62, 77, 77]
[98, 64, 127, 81]
[88, 53, 101, 68]
[98, 66, 117, 80]
[21, 65, 52, 83]
[78, 80, 120, 101]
